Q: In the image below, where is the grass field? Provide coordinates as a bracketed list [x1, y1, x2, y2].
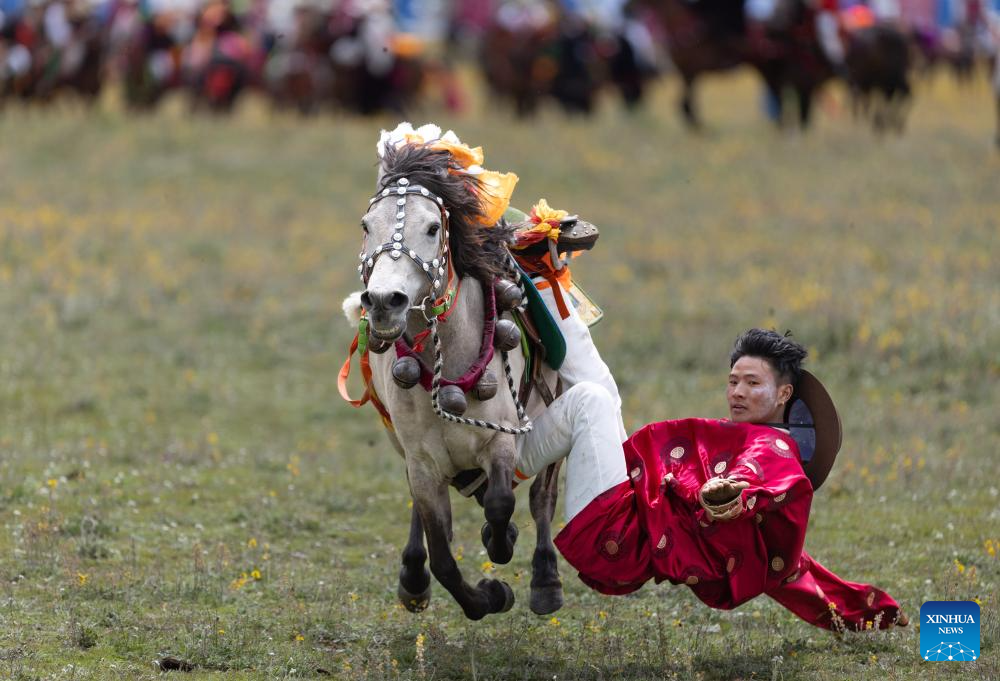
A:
[0, 70, 998, 680]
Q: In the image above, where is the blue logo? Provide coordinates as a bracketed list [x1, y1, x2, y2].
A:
[920, 601, 980, 661]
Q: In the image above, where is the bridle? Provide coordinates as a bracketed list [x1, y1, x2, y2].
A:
[355, 176, 532, 435]
[358, 177, 455, 321]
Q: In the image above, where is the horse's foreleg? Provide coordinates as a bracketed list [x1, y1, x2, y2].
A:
[797, 86, 814, 129]
[480, 444, 518, 565]
[397, 506, 432, 612]
[680, 74, 700, 130]
[529, 461, 564, 615]
[995, 93, 1000, 149]
[411, 469, 515, 620]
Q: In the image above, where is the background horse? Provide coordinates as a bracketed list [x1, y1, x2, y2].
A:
[355, 143, 563, 620]
[844, 24, 913, 132]
[643, 0, 839, 129]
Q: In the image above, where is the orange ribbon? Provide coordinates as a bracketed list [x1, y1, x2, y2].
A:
[338, 332, 393, 430]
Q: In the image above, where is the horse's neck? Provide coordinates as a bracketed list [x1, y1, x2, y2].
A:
[408, 276, 485, 377]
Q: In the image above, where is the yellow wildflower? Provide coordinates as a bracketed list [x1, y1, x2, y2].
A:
[247, 537, 258, 549]
[47, 479, 58, 489]
[251, 569, 262, 580]
[76, 573, 88, 586]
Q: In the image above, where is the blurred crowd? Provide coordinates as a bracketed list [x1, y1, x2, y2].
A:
[0, 0, 660, 112]
[0, 0, 997, 118]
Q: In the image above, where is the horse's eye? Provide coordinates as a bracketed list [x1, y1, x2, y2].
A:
[361, 221, 369, 234]
[427, 223, 441, 236]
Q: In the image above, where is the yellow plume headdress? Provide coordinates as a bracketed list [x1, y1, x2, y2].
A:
[377, 122, 518, 227]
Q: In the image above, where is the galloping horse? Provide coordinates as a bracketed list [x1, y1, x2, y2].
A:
[350, 142, 563, 619]
[643, 0, 831, 128]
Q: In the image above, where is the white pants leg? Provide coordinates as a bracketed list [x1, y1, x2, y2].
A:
[517, 382, 629, 522]
[816, 12, 845, 65]
[536, 282, 628, 442]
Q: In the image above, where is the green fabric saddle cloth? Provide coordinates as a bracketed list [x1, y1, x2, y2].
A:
[504, 207, 566, 371]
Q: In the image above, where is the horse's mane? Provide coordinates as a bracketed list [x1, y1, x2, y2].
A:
[379, 143, 515, 283]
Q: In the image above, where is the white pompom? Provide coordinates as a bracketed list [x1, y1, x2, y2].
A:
[342, 291, 364, 325]
[377, 122, 415, 157]
[415, 123, 442, 143]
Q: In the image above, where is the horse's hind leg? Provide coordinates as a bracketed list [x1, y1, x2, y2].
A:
[398, 506, 432, 612]
[480, 445, 518, 565]
[411, 467, 515, 620]
[529, 461, 564, 615]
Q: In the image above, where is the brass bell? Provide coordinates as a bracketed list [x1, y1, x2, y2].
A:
[493, 319, 521, 352]
[472, 369, 498, 401]
[494, 279, 522, 311]
[391, 356, 421, 389]
[439, 385, 468, 415]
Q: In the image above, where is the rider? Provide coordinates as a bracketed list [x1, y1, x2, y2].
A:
[516, 328, 908, 631]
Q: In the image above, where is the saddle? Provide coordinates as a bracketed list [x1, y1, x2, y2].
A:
[504, 205, 602, 369]
[451, 208, 601, 500]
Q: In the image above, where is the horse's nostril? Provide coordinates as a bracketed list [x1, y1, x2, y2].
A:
[389, 292, 409, 310]
[360, 292, 374, 311]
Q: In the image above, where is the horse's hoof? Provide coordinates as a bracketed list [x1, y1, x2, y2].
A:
[478, 579, 515, 614]
[481, 521, 518, 564]
[397, 582, 431, 613]
[530, 585, 564, 616]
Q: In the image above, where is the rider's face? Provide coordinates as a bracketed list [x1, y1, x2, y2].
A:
[727, 356, 792, 424]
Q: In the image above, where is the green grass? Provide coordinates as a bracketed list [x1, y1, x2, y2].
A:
[0, 71, 998, 680]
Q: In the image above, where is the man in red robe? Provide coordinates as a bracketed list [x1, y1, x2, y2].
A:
[516, 328, 908, 631]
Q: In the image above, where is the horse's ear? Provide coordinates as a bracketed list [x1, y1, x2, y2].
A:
[342, 291, 364, 326]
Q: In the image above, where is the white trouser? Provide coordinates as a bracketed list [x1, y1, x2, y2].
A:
[536, 282, 627, 442]
[816, 12, 845, 65]
[517, 382, 629, 522]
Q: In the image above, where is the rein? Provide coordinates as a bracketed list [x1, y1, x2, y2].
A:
[344, 176, 533, 436]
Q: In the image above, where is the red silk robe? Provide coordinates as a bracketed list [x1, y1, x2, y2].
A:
[553, 418, 901, 631]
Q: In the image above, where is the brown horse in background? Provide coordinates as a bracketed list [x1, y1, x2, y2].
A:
[643, 0, 832, 129]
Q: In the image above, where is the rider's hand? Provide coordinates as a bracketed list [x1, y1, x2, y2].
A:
[699, 477, 750, 522]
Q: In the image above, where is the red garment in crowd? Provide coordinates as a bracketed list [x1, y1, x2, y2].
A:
[554, 418, 902, 631]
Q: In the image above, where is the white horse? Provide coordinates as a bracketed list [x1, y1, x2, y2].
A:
[348, 141, 563, 619]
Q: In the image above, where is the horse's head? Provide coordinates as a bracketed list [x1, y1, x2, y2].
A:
[359, 176, 448, 341]
[357, 142, 515, 341]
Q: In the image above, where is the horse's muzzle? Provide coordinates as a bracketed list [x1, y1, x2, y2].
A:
[361, 288, 410, 341]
